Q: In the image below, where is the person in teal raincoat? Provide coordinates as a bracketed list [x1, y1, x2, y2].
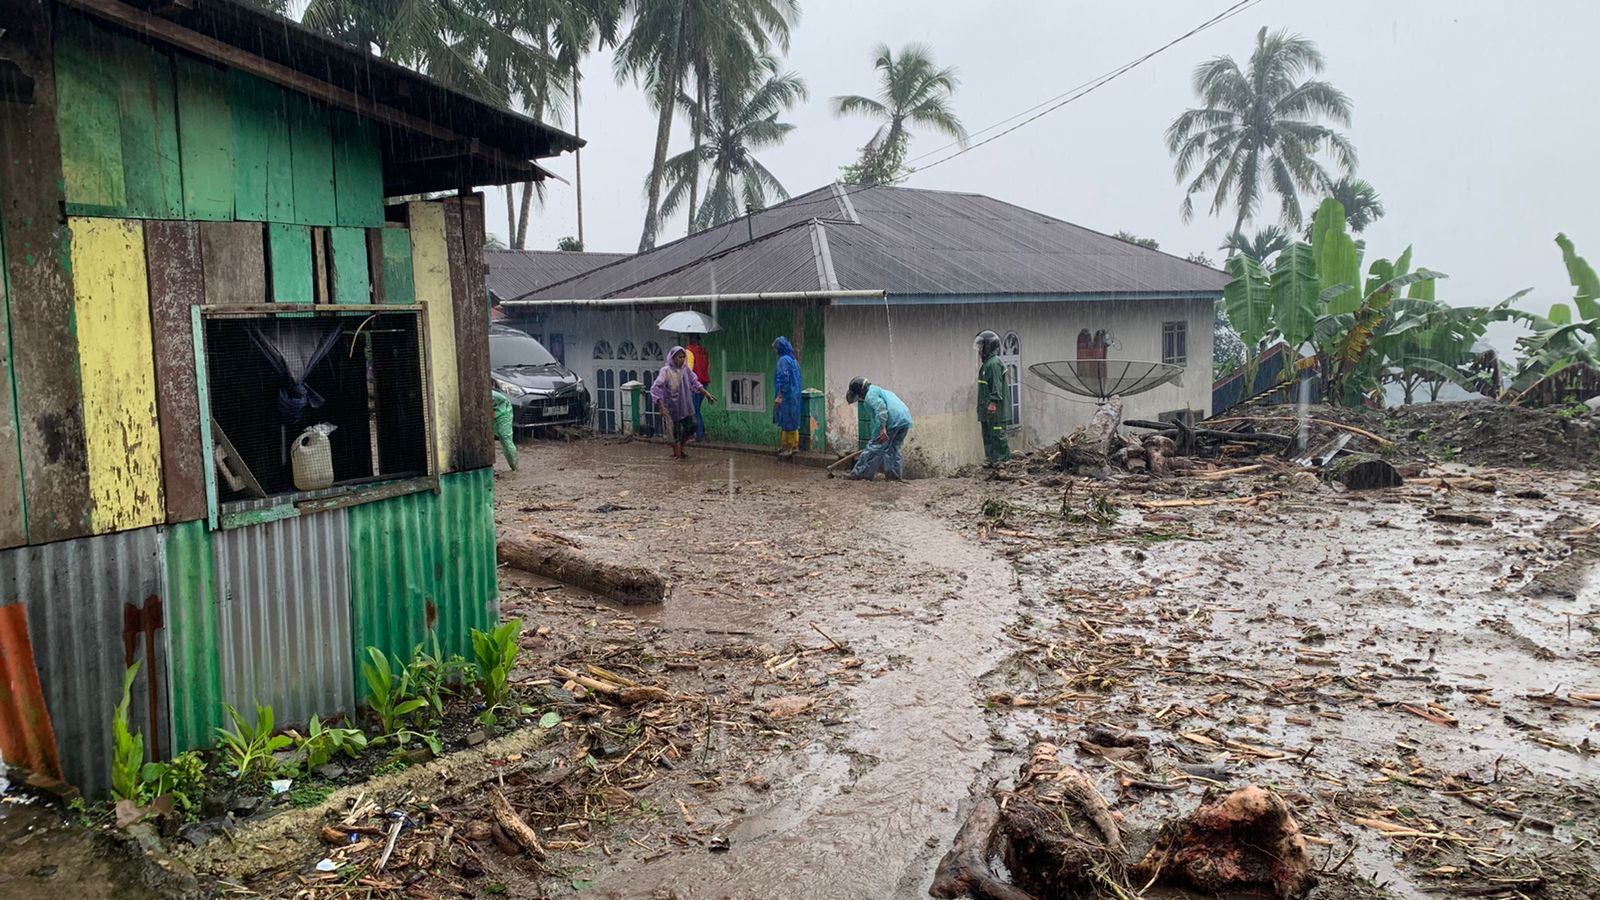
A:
[844, 376, 912, 481]
[975, 330, 1010, 465]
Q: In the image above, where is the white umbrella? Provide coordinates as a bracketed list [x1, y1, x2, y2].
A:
[657, 310, 721, 334]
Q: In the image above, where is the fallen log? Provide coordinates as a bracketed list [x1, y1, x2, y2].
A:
[489, 788, 544, 858]
[1132, 786, 1315, 899]
[498, 532, 669, 604]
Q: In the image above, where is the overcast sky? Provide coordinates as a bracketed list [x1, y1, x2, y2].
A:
[480, 0, 1600, 353]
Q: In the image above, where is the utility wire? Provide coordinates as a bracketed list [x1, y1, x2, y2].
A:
[906, 0, 1265, 175]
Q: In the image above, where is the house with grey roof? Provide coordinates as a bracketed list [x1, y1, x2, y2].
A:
[508, 183, 1228, 470]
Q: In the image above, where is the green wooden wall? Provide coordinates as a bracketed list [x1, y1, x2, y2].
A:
[54, 10, 385, 230]
[696, 305, 826, 448]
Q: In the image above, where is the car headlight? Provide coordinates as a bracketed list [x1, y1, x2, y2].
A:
[494, 378, 526, 398]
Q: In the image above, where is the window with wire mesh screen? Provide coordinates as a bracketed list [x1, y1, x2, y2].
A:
[203, 309, 430, 501]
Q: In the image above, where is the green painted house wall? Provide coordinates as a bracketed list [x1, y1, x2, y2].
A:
[54, 9, 385, 229]
[694, 305, 826, 449]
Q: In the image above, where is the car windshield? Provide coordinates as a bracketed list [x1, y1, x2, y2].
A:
[490, 333, 558, 368]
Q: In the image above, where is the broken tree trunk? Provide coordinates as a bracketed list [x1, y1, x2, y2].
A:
[1086, 396, 1124, 456]
[931, 742, 1316, 900]
[498, 532, 669, 604]
[1322, 452, 1403, 490]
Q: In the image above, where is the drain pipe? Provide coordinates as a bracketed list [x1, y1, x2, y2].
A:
[501, 289, 886, 308]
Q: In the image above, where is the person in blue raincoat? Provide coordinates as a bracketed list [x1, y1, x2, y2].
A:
[772, 336, 803, 456]
[844, 376, 912, 481]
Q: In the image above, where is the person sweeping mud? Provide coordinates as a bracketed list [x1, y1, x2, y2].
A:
[651, 346, 716, 460]
[844, 376, 913, 481]
[772, 336, 803, 457]
[975, 330, 1011, 465]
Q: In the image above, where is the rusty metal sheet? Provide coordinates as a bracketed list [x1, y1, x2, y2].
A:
[443, 196, 493, 471]
[0, 0, 93, 544]
[144, 221, 209, 524]
[214, 508, 354, 727]
[199, 220, 267, 306]
[0, 602, 63, 782]
[0, 527, 168, 798]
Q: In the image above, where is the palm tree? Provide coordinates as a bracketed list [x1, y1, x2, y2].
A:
[301, 0, 559, 109]
[1167, 26, 1356, 237]
[554, 0, 622, 250]
[657, 55, 806, 232]
[616, 0, 800, 252]
[832, 43, 966, 185]
[1219, 225, 1292, 264]
[1326, 176, 1385, 233]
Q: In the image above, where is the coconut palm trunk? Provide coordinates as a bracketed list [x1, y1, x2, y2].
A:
[638, 5, 687, 252]
[573, 73, 585, 248]
[686, 77, 706, 232]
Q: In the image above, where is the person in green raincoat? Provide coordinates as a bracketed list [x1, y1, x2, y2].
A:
[492, 389, 517, 471]
[975, 330, 1010, 465]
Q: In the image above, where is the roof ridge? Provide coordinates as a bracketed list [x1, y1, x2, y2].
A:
[808, 220, 840, 291]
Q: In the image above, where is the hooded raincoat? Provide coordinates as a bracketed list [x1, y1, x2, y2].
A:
[772, 336, 803, 433]
[650, 346, 703, 423]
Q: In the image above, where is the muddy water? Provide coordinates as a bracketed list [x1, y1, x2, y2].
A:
[590, 503, 1021, 899]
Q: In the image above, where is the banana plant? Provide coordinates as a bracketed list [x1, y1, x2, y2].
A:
[1496, 234, 1600, 393]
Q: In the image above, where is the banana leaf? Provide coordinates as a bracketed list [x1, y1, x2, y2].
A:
[1224, 254, 1272, 352]
[1556, 233, 1600, 320]
[1312, 199, 1362, 314]
[1269, 243, 1319, 350]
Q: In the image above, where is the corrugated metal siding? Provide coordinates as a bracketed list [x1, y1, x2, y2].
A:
[214, 509, 354, 727]
[348, 469, 496, 672]
[0, 528, 168, 798]
[164, 520, 224, 753]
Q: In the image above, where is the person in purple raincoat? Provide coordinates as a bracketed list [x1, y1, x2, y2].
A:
[651, 346, 717, 460]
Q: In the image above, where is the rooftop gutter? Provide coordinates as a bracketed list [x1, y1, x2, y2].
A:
[501, 289, 886, 308]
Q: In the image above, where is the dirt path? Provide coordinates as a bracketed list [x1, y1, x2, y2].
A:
[495, 441, 1023, 898]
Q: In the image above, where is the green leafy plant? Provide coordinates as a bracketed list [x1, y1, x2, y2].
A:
[362, 647, 427, 737]
[295, 715, 368, 770]
[109, 662, 147, 802]
[216, 703, 292, 782]
[141, 751, 207, 815]
[407, 636, 470, 730]
[470, 619, 523, 721]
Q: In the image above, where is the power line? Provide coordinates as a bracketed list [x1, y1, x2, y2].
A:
[906, 0, 1265, 175]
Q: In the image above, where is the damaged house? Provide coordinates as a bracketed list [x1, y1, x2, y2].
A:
[0, 0, 576, 795]
[505, 184, 1228, 470]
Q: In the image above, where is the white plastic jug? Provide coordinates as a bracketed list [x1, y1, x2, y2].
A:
[291, 424, 336, 491]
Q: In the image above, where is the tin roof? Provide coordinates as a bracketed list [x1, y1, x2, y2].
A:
[518, 183, 1230, 302]
[485, 250, 632, 301]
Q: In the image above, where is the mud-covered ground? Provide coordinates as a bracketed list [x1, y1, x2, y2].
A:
[10, 430, 1597, 900]
[415, 436, 1596, 899]
[959, 458, 1600, 899]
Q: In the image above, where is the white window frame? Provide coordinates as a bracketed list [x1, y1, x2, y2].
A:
[1162, 321, 1188, 367]
[726, 372, 766, 412]
[1000, 331, 1022, 431]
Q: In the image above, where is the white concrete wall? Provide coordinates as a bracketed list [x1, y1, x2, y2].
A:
[822, 297, 1215, 471]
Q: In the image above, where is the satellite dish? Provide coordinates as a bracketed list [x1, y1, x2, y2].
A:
[1029, 360, 1185, 402]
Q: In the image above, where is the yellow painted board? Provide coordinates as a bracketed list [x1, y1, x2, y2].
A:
[408, 201, 457, 474]
[68, 217, 165, 533]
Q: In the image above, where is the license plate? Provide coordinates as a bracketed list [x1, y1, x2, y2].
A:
[543, 405, 568, 417]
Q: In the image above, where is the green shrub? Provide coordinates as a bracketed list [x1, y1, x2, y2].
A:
[216, 703, 292, 782]
[470, 619, 523, 722]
